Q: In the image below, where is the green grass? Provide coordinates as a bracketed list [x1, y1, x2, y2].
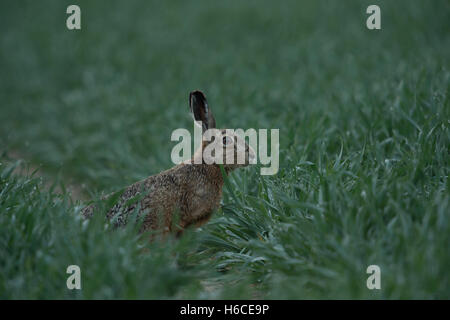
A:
[0, 0, 449, 299]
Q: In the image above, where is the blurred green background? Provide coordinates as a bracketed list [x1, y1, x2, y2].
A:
[0, 0, 449, 299]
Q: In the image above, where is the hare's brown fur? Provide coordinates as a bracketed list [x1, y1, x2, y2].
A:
[82, 148, 227, 236]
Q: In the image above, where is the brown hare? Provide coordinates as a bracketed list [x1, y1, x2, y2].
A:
[81, 90, 256, 237]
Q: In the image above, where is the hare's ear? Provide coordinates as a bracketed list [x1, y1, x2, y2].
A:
[189, 90, 216, 132]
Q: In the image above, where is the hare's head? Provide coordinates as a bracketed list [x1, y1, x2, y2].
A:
[189, 90, 256, 170]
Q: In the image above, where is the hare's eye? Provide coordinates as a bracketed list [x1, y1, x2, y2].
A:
[222, 136, 234, 146]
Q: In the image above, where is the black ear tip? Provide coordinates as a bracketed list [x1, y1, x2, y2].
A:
[189, 90, 206, 103]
